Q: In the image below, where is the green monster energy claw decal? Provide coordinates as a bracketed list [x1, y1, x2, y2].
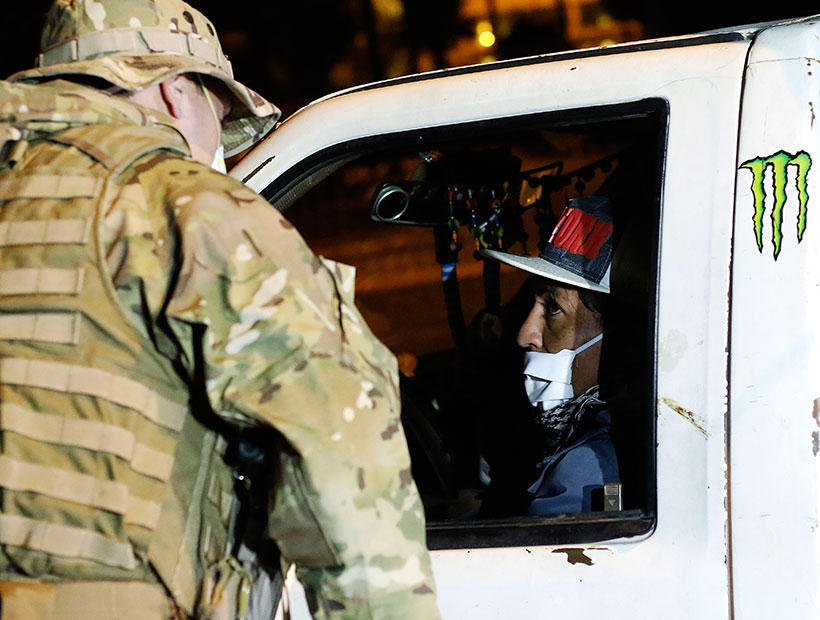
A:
[739, 150, 812, 260]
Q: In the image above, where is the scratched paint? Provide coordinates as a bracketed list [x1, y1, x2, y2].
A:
[660, 397, 709, 438]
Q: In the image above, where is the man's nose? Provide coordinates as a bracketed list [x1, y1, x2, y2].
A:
[517, 308, 543, 351]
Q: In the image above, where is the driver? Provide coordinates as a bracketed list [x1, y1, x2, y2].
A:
[484, 196, 620, 515]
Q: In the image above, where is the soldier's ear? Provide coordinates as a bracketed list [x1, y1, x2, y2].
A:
[158, 75, 189, 120]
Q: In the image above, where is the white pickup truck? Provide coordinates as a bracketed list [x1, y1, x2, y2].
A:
[232, 14, 820, 620]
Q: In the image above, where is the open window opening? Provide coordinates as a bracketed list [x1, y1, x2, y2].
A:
[268, 100, 665, 548]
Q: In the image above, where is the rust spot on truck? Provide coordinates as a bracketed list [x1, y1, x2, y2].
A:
[553, 547, 610, 565]
[660, 398, 709, 438]
[553, 548, 594, 565]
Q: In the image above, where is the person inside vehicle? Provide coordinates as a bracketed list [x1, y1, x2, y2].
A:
[484, 195, 620, 515]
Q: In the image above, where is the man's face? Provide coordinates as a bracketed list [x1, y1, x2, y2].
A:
[517, 279, 603, 395]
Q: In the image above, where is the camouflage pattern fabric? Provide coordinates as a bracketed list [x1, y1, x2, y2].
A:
[0, 78, 441, 619]
[10, 0, 280, 157]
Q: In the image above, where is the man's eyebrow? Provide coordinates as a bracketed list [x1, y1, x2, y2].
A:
[532, 279, 558, 296]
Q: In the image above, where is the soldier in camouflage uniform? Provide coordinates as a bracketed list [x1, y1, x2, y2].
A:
[0, 1, 442, 619]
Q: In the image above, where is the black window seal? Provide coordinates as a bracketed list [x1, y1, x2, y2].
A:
[428, 510, 653, 550]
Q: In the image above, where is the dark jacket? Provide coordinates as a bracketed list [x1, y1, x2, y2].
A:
[527, 408, 619, 515]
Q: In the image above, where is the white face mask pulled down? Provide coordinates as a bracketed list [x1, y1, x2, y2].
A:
[211, 144, 226, 173]
[523, 332, 603, 412]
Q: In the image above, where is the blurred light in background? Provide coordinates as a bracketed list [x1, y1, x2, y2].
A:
[475, 19, 496, 48]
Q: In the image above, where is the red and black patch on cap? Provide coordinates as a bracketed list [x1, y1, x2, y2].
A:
[540, 196, 613, 283]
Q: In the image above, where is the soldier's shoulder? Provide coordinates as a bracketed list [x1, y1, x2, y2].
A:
[130, 155, 265, 206]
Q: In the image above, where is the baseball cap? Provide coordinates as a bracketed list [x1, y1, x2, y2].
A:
[483, 196, 613, 294]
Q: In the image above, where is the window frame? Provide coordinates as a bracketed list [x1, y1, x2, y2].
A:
[259, 98, 667, 548]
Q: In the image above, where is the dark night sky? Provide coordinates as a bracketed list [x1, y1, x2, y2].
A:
[3, 1, 819, 117]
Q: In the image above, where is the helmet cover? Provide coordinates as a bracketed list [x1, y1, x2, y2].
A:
[10, 0, 281, 156]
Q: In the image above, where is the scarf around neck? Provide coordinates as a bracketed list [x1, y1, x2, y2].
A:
[534, 385, 604, 457]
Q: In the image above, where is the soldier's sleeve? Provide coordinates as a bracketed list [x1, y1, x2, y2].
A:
[153, 166, 441, 620]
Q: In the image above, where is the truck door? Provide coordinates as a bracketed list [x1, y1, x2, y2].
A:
[234, 31, 750, 619]
[730, 17, 820, 620]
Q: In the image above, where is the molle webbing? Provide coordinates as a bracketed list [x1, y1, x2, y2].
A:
[0, 174, 104, 199]
[0, 357, 187, 432]
[0, 123, 232, 614]
[0, 579, 173, 620]
[0, 512, 139, 570]
[0, 402, 174, 481]
[0, 454, 163, 529]
[0, 313, 81, 345]
[0, 218, 92, 246]
[0, 268, 86, 295]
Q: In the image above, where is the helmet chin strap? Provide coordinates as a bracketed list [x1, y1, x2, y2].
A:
[196, 74, 227, 173]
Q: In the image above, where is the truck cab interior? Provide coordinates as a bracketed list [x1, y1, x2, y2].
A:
[268, 99, 665, 548]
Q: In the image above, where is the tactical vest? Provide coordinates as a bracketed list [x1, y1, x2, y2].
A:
[0, 123, 241, 615]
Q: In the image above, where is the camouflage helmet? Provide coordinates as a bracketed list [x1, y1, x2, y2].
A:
[9, 0, 281, 157]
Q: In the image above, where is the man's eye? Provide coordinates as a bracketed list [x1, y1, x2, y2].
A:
[546, 299, 561, 316]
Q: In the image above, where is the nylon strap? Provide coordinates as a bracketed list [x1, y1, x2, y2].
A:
[0, 268, 85, 296]
[215, 434, 228, 456]
[0, 174, 103, 199]
[0, 313, 81, 345]
[0, 580, 172, 620]
[0, 218, 91, 246]
[207, 474, 234, 523]
[38, 29, 234, 77]
[0, 358, 186, 432]
[0, 513, 138, 570]
[132, 444, 176, 483]
[0, 402, 175, 481]
[0, 455, 162, 529]
[51, 125, 188, 172]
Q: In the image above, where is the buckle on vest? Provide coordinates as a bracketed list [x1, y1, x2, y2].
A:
[1, 139, 28, 169]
